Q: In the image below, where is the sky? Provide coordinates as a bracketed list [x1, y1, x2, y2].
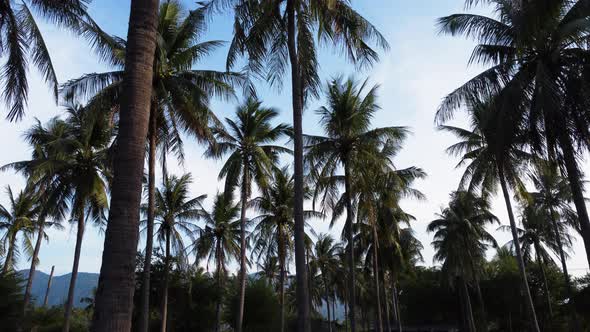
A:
[1, 0, 589, 278]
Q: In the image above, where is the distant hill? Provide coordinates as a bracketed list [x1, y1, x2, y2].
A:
[18, 270, 99, 308]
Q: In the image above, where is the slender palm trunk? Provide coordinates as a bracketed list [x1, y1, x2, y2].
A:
[279, 227, 287, 332]
[215, 241, 223, 332]
[391, 281, 402, 332]
[331, 289, 336, 328]
[160, 229, 171, 332]
[306, 249, 313, 313]
[343, 292, 349, 332]
[2, 232, 17, 275]
[498, 166, 540, 332]
[460, 277, 476, 332]
[534, 241, 552, 317]
[139, 104, 157, 332]
[64, 211, 85, 332]
[286, 1, 312, 331]
[23, 216, 46, 312]
[549, 208, 581, 331]
[43, 265, 55, 307]
[91, 1, 159, 330]
[236, 167, 249, 332]
[558, 131, 590, 267]
[323, 274, 332, 332]
[381, 269, 391, 332]
[343, 158, 357, 332]
[371, 225, 383, 332]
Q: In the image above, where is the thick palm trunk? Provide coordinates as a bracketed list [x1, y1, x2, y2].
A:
[160, 230, 171, 332]
[236, 168, 249, 332]
[534, 242, 552, 317]
[286, 1, 312, 331]
[139, 104, 157, 332]
[371, 226, 383, 332]
[498, 166, 540, 332]
[23, 217, 46, 312]
[343, 158, 357, 332]
[91, 1, 159, 331]
[64, 212, 85, 332]
[549, 208, 581, 331]
[323, 275, 332, 332]
[279, 227, 287, 332]
[558, 132, 590, 267]
[2, 233, 17, 275]
[43, 265, 55, 307]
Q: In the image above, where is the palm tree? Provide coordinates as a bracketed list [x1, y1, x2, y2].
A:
[427, 191, 498, 332]
[439, 97, 540, 331]
[204, 1, 389, 329]
[91, 1, 160, 330]
[436, 0, 590, 270]
[0, 0, 89, 120]
[309, 234, 341, 332]
[148, 173, 204, 332]
[193, 192, 241, 332]
[207, 98, 290, 330]
[0, 186, 39, 275]
[250, 167, 322, 332]
[306, 77, 408, 331]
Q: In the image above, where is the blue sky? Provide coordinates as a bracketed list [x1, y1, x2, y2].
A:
[1, 0, 589, 277]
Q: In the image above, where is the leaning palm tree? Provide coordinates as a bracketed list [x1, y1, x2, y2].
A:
[250, 167, 322, 332]
[91, 1, 161, 330]
[206, 98, 290, 329]
[0, 185, 39, 275]
[306, 77, 408, 331]
[0, 0, 89, 120]
[149, 173, 204, 332]
[205, 1, 389, 328]
[439, 96, 540, 331]
[436, 0, 590, 271]
[193, 192, 241, 332]
[427, 191, 498, 332]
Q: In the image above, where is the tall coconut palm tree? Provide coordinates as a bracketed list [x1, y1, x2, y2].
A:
[0, 0, 90, 121]
[0, 186, 39, 275]
[204, 1, 389, 329]
[206, 98, 290, 330]
[193, 192, 241, 332]
[436, 0, 590, 270]
[306, 77, 408, 331]
[309, 234, 341, 332]
[91, 1, 160, 330]
[148, 173, 204, 332]
[439, 96, 540, 331]
[427, 191, 498, 332]
[250, 167, 322, 332]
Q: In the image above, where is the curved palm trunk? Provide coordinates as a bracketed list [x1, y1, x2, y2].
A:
[160, 229, 171, 332]
[371, 225, 383, 332]
[236, 166, 250, 332]
[23, 217, 46, 312]
[278, 227, 287, 332]
[2, 232, 17, 275]
[498, 166, 540, 332]
[215, 241, 224, 332]
[286, 0, 312, 331]
[558, 131, 590, 267]
[534, 241, 552, 317]
[64, 212, 85, 332]
[343, 158, 357, 332]
[139, 104, 157, 332]
[91, 1, 159, 331]
[43, 265, 55, 307]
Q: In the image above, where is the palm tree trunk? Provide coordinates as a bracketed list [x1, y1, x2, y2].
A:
[343, 292, 349, 332]
[23, 216, 46, 312]
[549, 207, 581, 331]
[381, 269, 391, 332]
[91, 1, 159, 331]
[460, 277, 476, 332]
[342, 158, 357, 332]
[558, 131, 590, 267]
[216, 241, 223, 332]
[139, 105, 157, 332]
[2, 232, 17, 275]
[64, 211, 86, 332]
[323, 275, 332, 332]
[534, 241, 553, 317]
[160, 229, 171, 332]
[306, 248, 313, 314]
[498, 165, 540, 332]
[286, 1, 312, 331]
[43, 265, 54, 307]
[392, 281, 402, 332]
[279, 227, 287, 332]
[236, 167, 249, 332]
[371, 225, 383, 332]
[331, 289, 336, 328]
